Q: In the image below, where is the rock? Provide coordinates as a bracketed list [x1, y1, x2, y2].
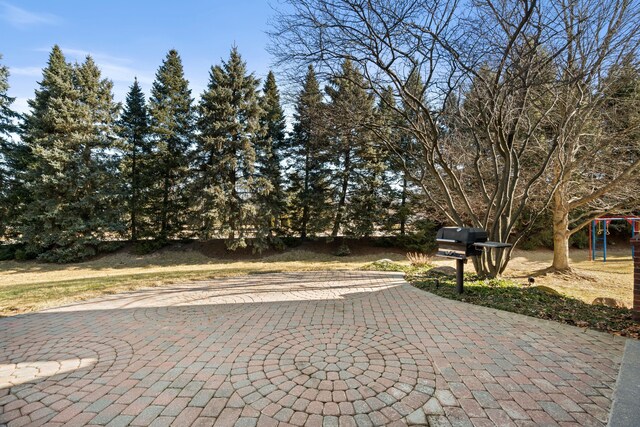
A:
[592, 297, 627, 308]
[376, 259, 395, 264]
[430, 266, 457, 276]
[531, 285, 560, 295]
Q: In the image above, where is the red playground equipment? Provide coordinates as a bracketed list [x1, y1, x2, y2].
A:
[589, 216, 640, 262]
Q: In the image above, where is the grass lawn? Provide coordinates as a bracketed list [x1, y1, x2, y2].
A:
[1, 241, 637, 340]
[0, 247, 406, 315]
[503, 248, 634, 306]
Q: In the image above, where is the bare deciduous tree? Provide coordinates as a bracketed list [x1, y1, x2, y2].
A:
[545, 0, 640, 271]
[270, 0, 564, 276]
[270, 0, 640, 276]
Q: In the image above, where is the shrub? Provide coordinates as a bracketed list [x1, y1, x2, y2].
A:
[519, 226, 554, 250]
[37, 244, 98, 263]
[13, 247, 38, 261]
[361, 259, 407, 272]
[406, 252, 432, 267]
[279, 236, 303, 247]
[408, 271, 640, 339]
[394, 219, 438, 253]
[269, 237, 287, 252]
[334, 243, 351, 256]
[0, 243, 22, 261]
[569, 229, 589, 249]
[98, 241, 125, 254]
[131, 239, 168, 255]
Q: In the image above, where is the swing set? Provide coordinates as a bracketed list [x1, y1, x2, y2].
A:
[589, 216, 640, 261]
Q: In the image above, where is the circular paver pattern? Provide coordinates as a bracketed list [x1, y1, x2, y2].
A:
[231, 325, 435, 423]
[0, 336, 133, 387]
[0, 272, 624, 426]
[132, 303, 254, 327]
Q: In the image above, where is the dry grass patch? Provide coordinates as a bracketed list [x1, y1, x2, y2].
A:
[0, 248, 406, 315]
[505, 248, 634, 307]
[0, 244, 634, 318]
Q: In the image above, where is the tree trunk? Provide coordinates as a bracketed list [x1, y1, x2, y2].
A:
[130, 143, 138, 242]
[229, 157, 237, 242]
[300, 148, 310, 240]
[160, 173, 169, 239]
[400, 176, 407, 236]
[551, 190, 571, 271]
[472, 246, 512, 278]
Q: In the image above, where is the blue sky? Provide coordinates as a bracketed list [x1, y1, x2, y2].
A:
[1, 1, 282, 114]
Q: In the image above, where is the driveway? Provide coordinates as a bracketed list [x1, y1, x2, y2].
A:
[0, 271, 625, 426]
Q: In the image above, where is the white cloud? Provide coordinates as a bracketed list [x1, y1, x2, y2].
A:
[9, 66, 41, 77]
[35, 46, 154, 85]
[99, 62, 154, 85]
[54, 48, 131, 65]
[1, 2, 60, 28]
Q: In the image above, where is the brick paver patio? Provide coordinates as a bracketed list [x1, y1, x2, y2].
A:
[0, 271, 626, 426]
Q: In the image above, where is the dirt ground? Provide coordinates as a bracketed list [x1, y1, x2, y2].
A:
[0, 240, 635, 312]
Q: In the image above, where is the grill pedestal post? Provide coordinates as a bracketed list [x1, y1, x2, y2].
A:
[456, 259, 464, 294]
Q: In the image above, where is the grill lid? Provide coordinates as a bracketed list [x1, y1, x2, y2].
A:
[436, 227, 488, 244]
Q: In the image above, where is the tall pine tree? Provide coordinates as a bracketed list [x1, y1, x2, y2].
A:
[344, 87, 393, 237]
[195, 47, 263, 249]
[118, 78, 151, 241]
[286, 65, 332, 239]
[325, 59, 376, 237]
[256, 71, 286, 240]
[20, 47, 122, 261]
[377, 85, 415, 235]
[148, 50, 194, 240]
[0, 55, 22, 241]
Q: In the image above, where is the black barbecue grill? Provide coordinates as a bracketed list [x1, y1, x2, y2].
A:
[435, 227, 512, 293]
[436, 227, 487, 259]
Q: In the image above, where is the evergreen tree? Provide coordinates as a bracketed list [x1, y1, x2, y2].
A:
[393, 73, 428, 235]
[256, 71, 286, 240]
[376, 86, 409, 234]
[20, 47, 122, 262]
[118, 78, 151, 241]
[324, 59, 376, 237]
[286, 65, 332, 239]
[148, 50, 194, 240]
[0, 55, 22, 241]
[345, 87, 394, 237]
[195, 47, 263, 249]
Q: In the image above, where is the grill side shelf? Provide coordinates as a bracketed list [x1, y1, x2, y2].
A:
[473, 242, 512, 249]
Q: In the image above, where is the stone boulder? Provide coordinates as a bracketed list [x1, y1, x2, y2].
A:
[592, 297, 628, 308]
[531, 285, 560, 296]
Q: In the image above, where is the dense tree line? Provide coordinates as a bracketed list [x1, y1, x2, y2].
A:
[2, 1, 638, 273]
[0, 46, 417, 262]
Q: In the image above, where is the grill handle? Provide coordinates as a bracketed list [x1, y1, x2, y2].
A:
[436, 238, 459, 243]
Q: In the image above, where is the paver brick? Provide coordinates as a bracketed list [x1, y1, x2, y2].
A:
[172, 406, 201, 425]
[88, 403, 126, 424]
[105, 414, 135, 427]
[0, 271, 624, 427]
